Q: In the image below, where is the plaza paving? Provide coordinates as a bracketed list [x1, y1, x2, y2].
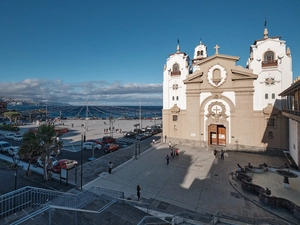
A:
[83, 143, 300, 224]
[1, 120, 300, 224]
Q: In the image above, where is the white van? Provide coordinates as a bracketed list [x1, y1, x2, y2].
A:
[0, 141, 13, 153]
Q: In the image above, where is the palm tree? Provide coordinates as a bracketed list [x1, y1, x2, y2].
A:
[19, 124, 62, 180]
[18, 131, 40, 176]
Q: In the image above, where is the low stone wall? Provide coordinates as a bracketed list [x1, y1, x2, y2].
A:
[236, 167, 300, 219]
[170, 138, 287, 155]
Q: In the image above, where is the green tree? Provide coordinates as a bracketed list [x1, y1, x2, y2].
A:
[3, 111, 20, 124]
[19, 124, 63, 180]
[18, 131, 41, 176]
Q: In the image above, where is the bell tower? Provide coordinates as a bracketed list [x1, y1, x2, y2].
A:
[163, 40, 189, 110]
[192, 40, 208, 72]
[247, 27, 293, 110]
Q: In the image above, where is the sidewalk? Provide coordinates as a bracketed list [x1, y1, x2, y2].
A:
[83, 144, 300, 224]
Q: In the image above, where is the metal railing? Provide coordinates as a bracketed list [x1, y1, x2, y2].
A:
[0, 186, 124, 221]
[0, 186, 67, 219]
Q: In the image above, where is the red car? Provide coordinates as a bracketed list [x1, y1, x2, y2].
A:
[52, 159, 78, 173]
[102, 136, 116, 144]
[103, 144, 119, 153]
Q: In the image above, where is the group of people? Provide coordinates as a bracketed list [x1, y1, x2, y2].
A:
[165, 142, 179, 165]
[213, 149, 225, 160]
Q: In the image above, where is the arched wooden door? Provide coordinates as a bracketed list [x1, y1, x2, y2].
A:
[208, 124, 226, 146]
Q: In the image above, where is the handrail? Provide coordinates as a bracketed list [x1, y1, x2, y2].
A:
[10, 206, 51, 225]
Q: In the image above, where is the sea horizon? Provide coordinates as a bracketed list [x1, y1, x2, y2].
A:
[7, 105, 162, 120]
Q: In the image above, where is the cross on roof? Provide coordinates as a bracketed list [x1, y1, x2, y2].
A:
[214, 44, 220, 54]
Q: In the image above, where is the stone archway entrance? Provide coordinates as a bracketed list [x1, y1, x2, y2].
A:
[208, 124, 226, 146]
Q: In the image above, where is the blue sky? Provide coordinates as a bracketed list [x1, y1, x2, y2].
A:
[0, 0, 299, 105]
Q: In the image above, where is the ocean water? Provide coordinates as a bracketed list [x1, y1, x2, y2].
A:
[7, 105, 162, 120]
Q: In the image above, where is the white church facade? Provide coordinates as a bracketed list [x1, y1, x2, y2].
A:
[162, 28, 293, 151]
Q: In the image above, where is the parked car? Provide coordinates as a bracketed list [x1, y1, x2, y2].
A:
[143, 131, 152, 137]
[133, 128, 143, 134]
[0, 141, 13, 153]
[103, 143, 119, 153]
[136, 134, 146, 140]
[123, 131, 136, 138]
[102, 136, 115, 144]
[5, 133, 15, 139]
[86, 139, 102, 145]
[13, 134, 23, 142]
[52, 159, 78, 173]
[115, 141, 129, 149]
[8, 146, 19, 156]
[82, 142, 102, 150]
[37, 156, 57, 168]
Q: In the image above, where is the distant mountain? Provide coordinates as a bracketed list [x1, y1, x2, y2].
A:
[1, 97, 71, 106]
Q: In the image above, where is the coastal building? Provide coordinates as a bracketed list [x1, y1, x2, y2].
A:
[163, 27, 292, 151]
[0, 102, 7, 114]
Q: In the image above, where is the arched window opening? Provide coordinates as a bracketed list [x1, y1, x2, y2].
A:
[262, 51, 277, 67]
[268, 131, 274, 139]
[265, 93, 268, 99]
[272, 93, 275, 99]
[212, 69, 221, 85]
[264, 51, 274, 61]
[171, 63, 181, 75]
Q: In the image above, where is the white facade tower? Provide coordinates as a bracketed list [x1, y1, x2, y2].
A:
[192, 40, 208, 72]
[247, 27, 293, 110]
[163, 42, 190, 110]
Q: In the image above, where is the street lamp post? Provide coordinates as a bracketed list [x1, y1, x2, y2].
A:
[13, 156, 21, 190]
[109, 115, 114, 138]
[80, 134, 83, 190]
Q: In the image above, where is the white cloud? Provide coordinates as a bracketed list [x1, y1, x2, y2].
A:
[0, 79, 163, 106]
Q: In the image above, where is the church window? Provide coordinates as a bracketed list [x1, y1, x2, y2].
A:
[200, 50, 203, 55]
[212, 69, 221, 85]
[173, 115, 178, 121]
[262, 51, 278, 67]
[267, 118, 275, 127]
[268, 131, 274, 139]
[272, 93, 275, 99]
[265, 93, 268, 99]
[172, 96, 174, 101]
[264, 51, 274, 61]
[176, 96, 179, 101]
[171, 63, 181, 76]
[197, 51, 200, 56]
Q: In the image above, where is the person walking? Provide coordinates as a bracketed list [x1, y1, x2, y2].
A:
[137, 185, 141, 201]
[169, 142, 172, 149]
[220, 149, 224, 160]
[108, 162, 113, 174]
[165, 154, 170, 165]
[213, 149, 218, 158]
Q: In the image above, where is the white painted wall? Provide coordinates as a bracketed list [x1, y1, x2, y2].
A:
[289, 119, 299, 166]
[163, 52, 189, 110]
[248, 36, 292, 110]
